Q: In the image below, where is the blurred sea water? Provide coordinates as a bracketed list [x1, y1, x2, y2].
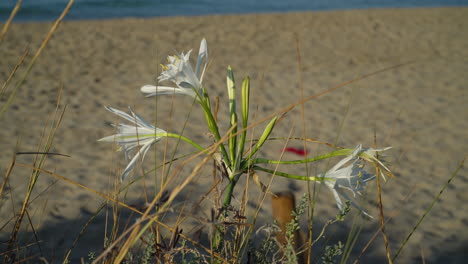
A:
[1, 0, 467, 22]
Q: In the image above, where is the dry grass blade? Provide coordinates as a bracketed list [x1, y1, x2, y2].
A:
[62, 203, 106, 263]
[375, 164, 392, 264]
[0, 242, 39, 257]
[215, 61, 414, 159]
[112, 141, 226, 263]
[4, 88, 66, 262]
[294, 33, 315, 264]
[0, 0, 75, 117]
[92, 127, 237, 263]
[392, 158, 465, 262]
[25, 209, 43, 258]
[273, 61, 414, 127]
[0, 0, 22, 44]
[14, 162, 216, 264]
[0, 48, 28, 98]
[15, 163, 142, 215]
[267, 137, 342, 149]
[374, 133, 393, 264]
[238, 124, 295, 262]
[16, 151, 71, 157]
[352, 158, 464, 263]
[0, 155, 16, 200]
[352, 184, 417, 264]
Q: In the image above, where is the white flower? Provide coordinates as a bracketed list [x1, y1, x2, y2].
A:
[321, 145, 376, 218]
[359, 146, 392, 179]
[141, 38, 208, 99]
[98, 106, 166, 181]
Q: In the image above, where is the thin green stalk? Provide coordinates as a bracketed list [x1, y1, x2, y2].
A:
[198, 95, 231, 167]
[245, 116, 277, 161]
[222, 178, 237, 208]
[236, 77, 250, 164]
[162, 133, 205, 151]
[63, 203, 106, 263]
[212, 176, 239, 259]
[253, 166, 329, 182]
[392, 158, 465, 261]
[249, 148, 353, 165]
[341, 215, 364, 264]
[227, 66, 238, 166]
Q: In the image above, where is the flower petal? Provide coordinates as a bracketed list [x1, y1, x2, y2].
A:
[140, 85, 196, 98]
[128, 106, 154, 129]
[99, 106, 167, 181]
[360, 146, 392, 173]
[337, 189, 373, 218]
[195, 38, 208, 82]
[121, 142, 153, 181]
[330, 187, 344, 211]
[329, 144, 362, 172]
[104, 106, 153, 129]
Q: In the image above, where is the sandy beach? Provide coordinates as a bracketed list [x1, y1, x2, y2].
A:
[1, 7, 467, 263]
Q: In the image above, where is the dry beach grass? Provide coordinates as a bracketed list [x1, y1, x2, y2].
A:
[0, 4, 467, 263]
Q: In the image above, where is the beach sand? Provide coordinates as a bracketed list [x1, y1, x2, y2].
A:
[1, 7, 467, 263]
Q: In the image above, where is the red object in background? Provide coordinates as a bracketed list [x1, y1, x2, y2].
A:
[283, 147, 309, 156]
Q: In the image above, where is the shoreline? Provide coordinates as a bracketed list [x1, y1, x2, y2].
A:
[3, 2, 467, 23]
[4, 6, 465, 24]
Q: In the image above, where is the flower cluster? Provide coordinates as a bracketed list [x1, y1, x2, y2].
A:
[320, 145, 391, 217]
[99, 39, 208, 181]
[98, 106, 166, 181]
[98, 38, 392, 218]
[141, 38, 208, 99]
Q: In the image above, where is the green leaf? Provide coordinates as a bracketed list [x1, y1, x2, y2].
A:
[227, 66, 237, 165]
[250, 148, 354, 165]
[246, 116, 277, 161]
[241, 76, 250, 128]
[198, 90, 231, 167]
[253, 166, 327, 182]
[236, 76, 250, 169]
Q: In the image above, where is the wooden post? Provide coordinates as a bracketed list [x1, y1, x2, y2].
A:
[271, 191, 305, 263]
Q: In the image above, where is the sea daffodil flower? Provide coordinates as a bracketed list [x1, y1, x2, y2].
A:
[141, 38, 208, 99]
[359, 146, 392, 180]
[98, 106, 166, 181]
[321, 145, 377, 218]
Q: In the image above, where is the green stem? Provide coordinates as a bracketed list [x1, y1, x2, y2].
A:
[245, 116, 277, 161]
[162, 133, 205, 151]
[198, 93, 232, 168]
[223, 179, 237, 208]
[253, 166, 330, 182]
[249, 148, 353, 165]
[110, 132, 206, 152]
[212, 178, 238, 257]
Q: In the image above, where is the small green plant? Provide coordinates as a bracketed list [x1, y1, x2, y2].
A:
[321, 241, 343, 264]
[85, 251, 97, 264]
[179, 239, 203, 264]
[140, 233, 156, 264]
[282, 194, 309, 263]
[248, 225, 281, 264]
